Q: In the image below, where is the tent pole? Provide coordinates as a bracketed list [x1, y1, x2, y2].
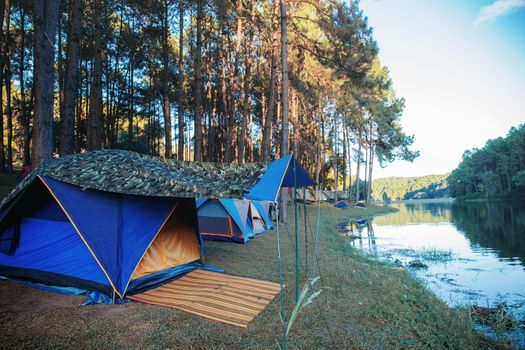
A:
[275, 203, 287, 349]
[303, 187, 308, 279]
[293, 156, 299, 303]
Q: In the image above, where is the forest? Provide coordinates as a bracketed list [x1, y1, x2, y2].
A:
[448, 124, 525, 199]
[372, 174, 449, 202]
[0, 0, 418, 202]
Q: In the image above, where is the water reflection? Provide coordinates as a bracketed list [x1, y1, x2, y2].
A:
[336, 218, 377, 253]
[451, 201, 525, 265]
[339, 200, 525, 347]
[373, 201, 452, 226]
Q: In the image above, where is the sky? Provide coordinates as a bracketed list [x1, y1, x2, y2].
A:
[359, 0, 525, 178]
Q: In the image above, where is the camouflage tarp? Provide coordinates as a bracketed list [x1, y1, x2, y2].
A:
[0, 150, 269, 209]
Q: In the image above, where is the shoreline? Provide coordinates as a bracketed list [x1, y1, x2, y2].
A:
[0, 200, 508, 348]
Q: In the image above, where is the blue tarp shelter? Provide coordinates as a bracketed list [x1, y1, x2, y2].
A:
[244, 155, 315, 202]
[0, 176, 203, 300]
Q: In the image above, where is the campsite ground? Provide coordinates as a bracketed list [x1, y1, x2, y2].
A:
[0, 199, 509, 349]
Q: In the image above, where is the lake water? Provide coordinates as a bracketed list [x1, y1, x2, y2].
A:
[340, 200, 525, 346]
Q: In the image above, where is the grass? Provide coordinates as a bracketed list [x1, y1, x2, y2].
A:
[389, 247, 454, 263]
[0, 194, 510, 349]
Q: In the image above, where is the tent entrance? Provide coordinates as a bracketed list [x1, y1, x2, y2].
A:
[249, 203, 266, 234]
[198, 200, 236, 238]
[132, 200, 201, 279]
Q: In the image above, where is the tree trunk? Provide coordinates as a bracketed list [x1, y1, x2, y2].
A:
[6, 53, 12, 168]
[333, 113, 338, 202]
[355, 107, 362, 202]
[32, 0, 60, 167]
[177, 0, 184, 160]
[346, 124, 352, 199]
[18, 6, 30, 165]
[193, 0, 203, 161]
[0, 0, 7, 171]
[314, 100, 321, 201]
[162, 0, 172, 158]
[342, 119, 347, 194]
[218, 8, 229, 162]
[87, 0, 104, 151]
[127, 59, 134, 149]
[57, 14, 65, 134]
[60, 0, 81, 156]
[280, 0, 289, 157]
[4, 2, 12, 168]
[278, 0, 289, 222]
[261, 0, 279, 162]
[238, 2, 255, 163]
[367, 117, 374, 203]
[224, 0, 241, 163]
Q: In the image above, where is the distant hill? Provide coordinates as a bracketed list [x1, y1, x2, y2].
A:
[372, 174, 450, 201]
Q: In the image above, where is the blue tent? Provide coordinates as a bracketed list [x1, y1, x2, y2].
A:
[196, 198, 254, 243]
[244, 155, 315, 202]
[258, 201, 274, 222]
[335, 201, 349, 209]
[0, 176, 203, 300]
[250, 201, 273, 233]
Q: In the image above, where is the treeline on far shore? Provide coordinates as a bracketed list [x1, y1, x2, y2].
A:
[371, 174, 449, 202]
[448, 124, 525, 200]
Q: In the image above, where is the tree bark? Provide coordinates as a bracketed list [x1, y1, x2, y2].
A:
[280, 0, 289, 157]
[367, 115, 374, 203]
[227, 0, 244, 163]
[177, 0, 184, 160]
[342, 119, 347, 193]
[57, 13, 64, 134]
[261, 0, 279, 162]
[18, 6, 30, 165]
[0, 0, 7, 171]
[162, 0, 172, 157]
[127, 58, 134, 149]
[345, 124, 352, 198]
[4, 2, 12, 168]
[6, 53, 12, 169]
[193, 0, 203, 161]
[279, 0, 289, 222]
[333, 112, 338, 202]
[238, 1, 255, 163]
[314, 100, 321, 201]
[60, 0, 81, 156]
[355, 107, 362, 202]
[87, 0, 104, 151]
[32, 0, 60, 167]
